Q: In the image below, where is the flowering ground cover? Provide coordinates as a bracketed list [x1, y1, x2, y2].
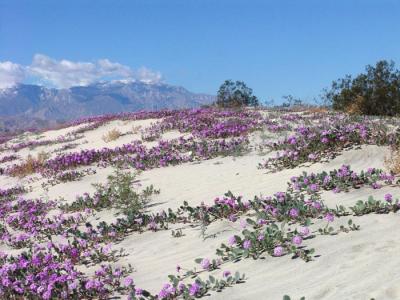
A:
[0, 108, 399, 299]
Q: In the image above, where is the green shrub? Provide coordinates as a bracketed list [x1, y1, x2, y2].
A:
[324, 60, 400, 116]
[216, 80, 259, 107]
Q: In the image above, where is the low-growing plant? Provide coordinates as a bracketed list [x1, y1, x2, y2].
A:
[41, 169, 97, 190]
[287, 165, 395, 194]
[318, 218, 360, 235]
[349, 195, 399, 216]
[217, 222, 315, 262]
[126, 270, 246, 299]
[131, 125, 142, 134]
[61, 170, 160, 217]
[171, 228, 185, 238]
[0, 154, 19, 164]
[7, 151, 49, 177]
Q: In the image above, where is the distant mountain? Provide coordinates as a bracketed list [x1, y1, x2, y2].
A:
[0, 81, 215, 132]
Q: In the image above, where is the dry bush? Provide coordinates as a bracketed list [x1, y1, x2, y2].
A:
[37, 151, 49, 163]
[10, 151, 49, 177]
[131, 125, 142, 134]
[307, 107, 329, 114]
[385, 147, 400, 175]
[346, 95, 365, 115]
[102, 128, 122, 143]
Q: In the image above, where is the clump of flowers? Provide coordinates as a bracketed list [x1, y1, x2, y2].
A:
[259, 117, 399, 172]
[287, 165, 395, 194]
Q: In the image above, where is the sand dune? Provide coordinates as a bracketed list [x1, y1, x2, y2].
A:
[0, 109, 398, 300]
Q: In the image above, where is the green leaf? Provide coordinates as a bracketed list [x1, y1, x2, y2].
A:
[246, 218, 257, 226]
[235, 272, 240, 280]
[209, 275, 216, 284]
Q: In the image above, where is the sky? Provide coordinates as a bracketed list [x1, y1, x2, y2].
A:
[1, 0, 400, 103]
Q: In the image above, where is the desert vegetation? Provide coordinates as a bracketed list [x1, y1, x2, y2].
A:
[324, 60, 400, 116]
[102, 129, 122, 143]
[0, 100, 399, 299]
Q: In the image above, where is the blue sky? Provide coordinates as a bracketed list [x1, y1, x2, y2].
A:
[1, 0, 400, 103]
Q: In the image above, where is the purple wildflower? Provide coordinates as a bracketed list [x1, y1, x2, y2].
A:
[273, 246, 284, 257]
[324, 212, 334, 222]
[299, 226, 310, 236]
[200, 258, 210, 270]
[289, 208, 299, 218]
[124, 277, 134, 287]
[223, 270, 231, 278]
[243, 240, 251, 249]
[228, 236, 236, 246]
[189, 282, 201, 296]
[292, 235, 303, 245]
[384, 193, 393, 202]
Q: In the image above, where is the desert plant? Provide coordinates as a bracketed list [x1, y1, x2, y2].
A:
[62, 170, 160, 216]
[102, 128, 122, 142]
[131, 125, 142, 134]
[324, 60, 400, 116]
[7, 151, 49, 177]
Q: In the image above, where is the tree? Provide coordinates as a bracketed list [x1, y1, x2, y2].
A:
[216, 80, 259, 107]
[281, 95, 304, 108]
[324, 60, 400, 116]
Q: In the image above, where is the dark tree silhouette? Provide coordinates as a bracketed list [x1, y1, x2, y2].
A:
[216, 80, 259, 107]
[324, 60, 400, 116]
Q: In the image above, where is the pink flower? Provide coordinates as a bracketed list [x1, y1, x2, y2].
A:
[384, 193, 393, 202]
[228, 214, 237, 222]
[310, 183, 319, 192]
[292, 235, 303, 245]
[243, 240, 251, 249]
[299, 226, 310, 236]
[135, 287, 143, 296]
[273, 246, 284, 257]
[324, 212, 334, 222]
[200, 258, 210, 270]
[189, 282, 201, 296]
[289, 208, 299, 218]
[321, 137, 329, 143]
[124, 277, 134, 286]
[308, 153, 317, 160]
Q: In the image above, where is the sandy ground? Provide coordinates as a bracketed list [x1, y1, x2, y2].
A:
[0, 116, 399, 300]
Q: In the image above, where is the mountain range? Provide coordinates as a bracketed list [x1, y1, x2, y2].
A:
[0, 81, 215, 133]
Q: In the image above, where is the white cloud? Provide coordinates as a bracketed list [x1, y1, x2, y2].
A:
[0, 61, 26, 89]
[0, 54, 162, 89]
[135, 67, 162, 84]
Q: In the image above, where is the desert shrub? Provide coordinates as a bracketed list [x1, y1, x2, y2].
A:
[102, 128, 122, 142]
[324, 60, 400, 116]
[8, 151, 49, 177]
[216, 80, 259, 107]
[131, 125, 142, 134]
[62, 170, 159, 216]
